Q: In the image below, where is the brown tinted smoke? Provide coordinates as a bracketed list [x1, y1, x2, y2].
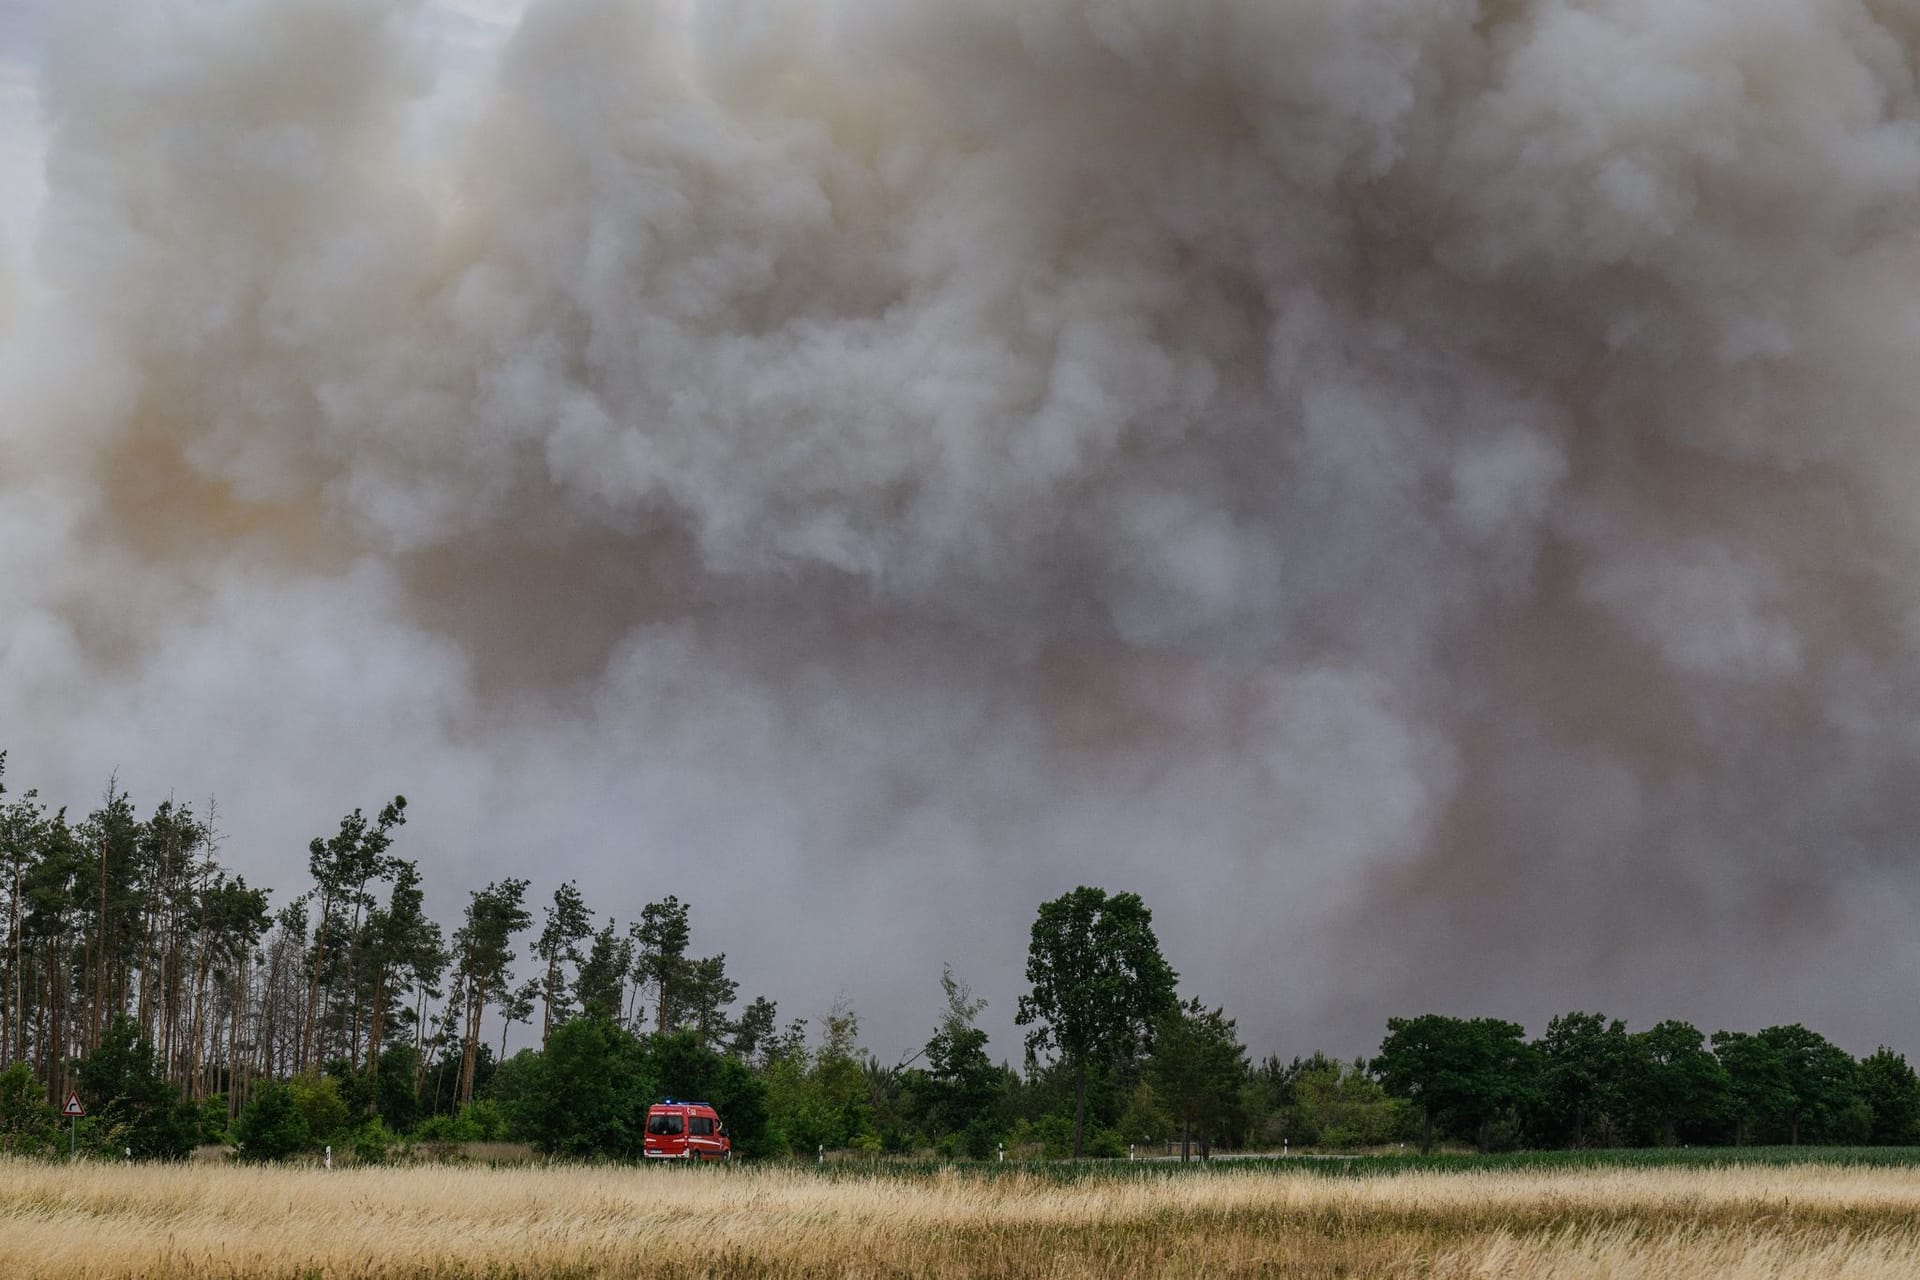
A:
[4, 0, 1920, 1057]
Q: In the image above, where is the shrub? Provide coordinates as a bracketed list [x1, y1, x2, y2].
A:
[352, 1119, 397, 1164]
[287, 1075, 350, 1144]
[235, 1083, 310, 1161]
[0, 1064, 58, 1157]
[195, 1095, 232, 1146]
[413, 1111, 479, 1143]
[464, 1101, 508, 1141]
[75, 1014, 199, 1159]
[413, 1103, 506, 1144]
[1031, 1115, 1075, 1159]
[373, 1045, 424, 1134]
[962, 1117, 1001, 1161]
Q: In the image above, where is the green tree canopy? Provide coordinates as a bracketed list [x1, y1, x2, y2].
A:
[922, 966, 1000, 1156]
[573, 919, 629, 1021]
[536, 881, 593, 1047]
[1857, 1047, 1920, 1145]
[1149, 998, 1248, 1160]
[1016, 886, 1178, 1158]
[451, 878, 532, 1105]
[1713, 1024, 1860, 1145]
[632, 896, 691, 1034]
[1533, 1012, 1631, 1148]
[515, 1014, 644, 1158]
[1373, 1014, 1537, 1153]
[1624, 1020, 1728, 1146]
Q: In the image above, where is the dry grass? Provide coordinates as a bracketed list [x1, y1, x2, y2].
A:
[5, 1156, 1920, 1278]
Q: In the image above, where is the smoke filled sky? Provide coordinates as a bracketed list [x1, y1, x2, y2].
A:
[6, 0, 1920, 1065]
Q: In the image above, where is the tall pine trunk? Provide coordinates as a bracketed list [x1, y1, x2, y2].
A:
[365, 966, 388, 1090]
[1072, 1063, 1087, 1159]
[458, 977, 485, 1106]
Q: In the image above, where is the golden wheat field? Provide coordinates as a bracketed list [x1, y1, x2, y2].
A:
[5, 1156, 1920, 1279]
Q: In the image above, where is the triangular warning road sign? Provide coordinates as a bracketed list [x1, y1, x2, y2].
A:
[62, 1091, 84, 1118]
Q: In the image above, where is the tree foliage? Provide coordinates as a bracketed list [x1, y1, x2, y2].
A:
[1015, 886, 1178, 1158]
[1149, 998, 1248, 1160]
[1373, 1015, 1537, 1153]
[0, 751, 1912, 1164]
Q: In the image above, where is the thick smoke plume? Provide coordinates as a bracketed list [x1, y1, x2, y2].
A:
[5, 0, 1920, 1057]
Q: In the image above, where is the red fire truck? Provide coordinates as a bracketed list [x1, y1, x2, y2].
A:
[642, 1099, 731, 1161]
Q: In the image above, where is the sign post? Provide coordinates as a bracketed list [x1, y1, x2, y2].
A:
[62, 1091, 84, 1157]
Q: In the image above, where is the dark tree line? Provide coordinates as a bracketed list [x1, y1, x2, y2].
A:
[1372, 1013, 1919, 1153]
[3, 752, 1916, 1162]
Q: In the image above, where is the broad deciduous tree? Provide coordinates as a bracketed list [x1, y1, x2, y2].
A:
[1373, 1014, 1537, 1153]
[1016, 886, 1177, 1158]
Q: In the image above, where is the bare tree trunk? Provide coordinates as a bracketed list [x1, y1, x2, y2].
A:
[136, 851, 159, 1044]
[346, 891, 366, 1071]
[92, 838, 108, 1052]
[541, 958, 556, 1051]
[365, 967, 387, 1087]
[301, 891, 333, 1073]
[3, 864, 17, 1064]
[1072, 1064, 1087, 1160]
[458, 978, 485, 1106]
[228, 962, 245, 1126]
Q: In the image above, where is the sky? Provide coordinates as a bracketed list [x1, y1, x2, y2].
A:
[6, 0, 1920, 1068]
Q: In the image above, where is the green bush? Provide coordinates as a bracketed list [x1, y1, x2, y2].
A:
[411, 1102, 506, 1144]
[195, 1095, 232, 1146]
[286, 1075, 350, 1144]
[352, 1119, 397, 1164]
[464, 1101, 508, 1141]
[1280, 1063, 1417, 1149]
[235, 1083, 310, 1161]
[75, 1014, 199, 1159]
[0, 1064, 58, 1157]
[413, 1111, 479, 1143]
[374, 1045, 424, 1134]
[480, 1049, 541, 1141]
[1030, 1115, 1075, 1158]
[1117, 1083, 1174, 1148]
[962, 1117, 1002, 1161]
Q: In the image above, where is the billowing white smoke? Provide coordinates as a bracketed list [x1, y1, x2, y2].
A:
[5, 0, 1920, 1056]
